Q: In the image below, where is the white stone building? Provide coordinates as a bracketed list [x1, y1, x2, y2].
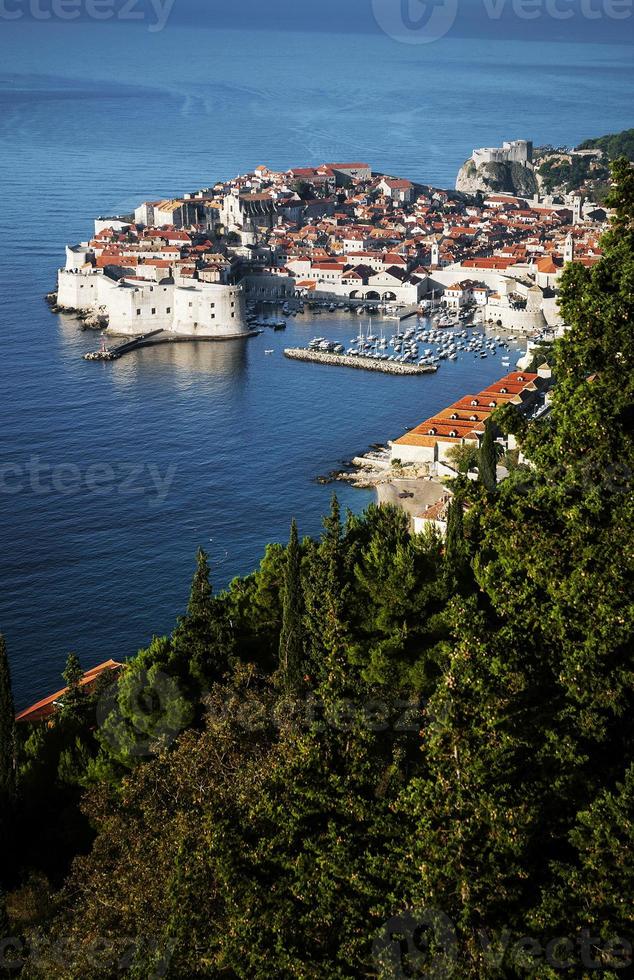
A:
[56, 268, 249, 339]
[471, 140, 533, 169]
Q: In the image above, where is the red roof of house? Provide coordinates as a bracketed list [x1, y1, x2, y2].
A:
[16, 660, 124, 723]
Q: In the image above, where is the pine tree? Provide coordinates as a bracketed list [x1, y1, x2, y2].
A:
[278, 520, 304, 693]
[478, 421, 497, 491]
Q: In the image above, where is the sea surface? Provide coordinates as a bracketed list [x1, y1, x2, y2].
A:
[0, 22, 632, 705]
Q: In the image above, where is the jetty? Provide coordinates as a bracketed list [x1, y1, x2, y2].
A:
[283, 348, 437, 375]
[84, 329, 165, 361]
[84, 328, 260, 362]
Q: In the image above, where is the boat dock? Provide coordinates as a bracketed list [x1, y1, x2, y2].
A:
[84, 328, 259, 361]
[84, 329, 165, 361]
[283, 348, 437, 375]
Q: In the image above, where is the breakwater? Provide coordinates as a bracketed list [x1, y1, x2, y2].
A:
[283, 348, 437, 375]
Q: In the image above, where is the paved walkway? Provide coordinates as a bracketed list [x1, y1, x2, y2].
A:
[377, 477, 448, 518]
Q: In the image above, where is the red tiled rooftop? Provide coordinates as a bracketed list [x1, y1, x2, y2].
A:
[16, 660, 124, 724]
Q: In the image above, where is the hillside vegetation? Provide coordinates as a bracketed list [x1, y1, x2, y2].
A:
[578, 127, 634, 161]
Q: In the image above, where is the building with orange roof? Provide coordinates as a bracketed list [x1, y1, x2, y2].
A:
[390, 372, 546, 465]
[16, 660, 124, 724]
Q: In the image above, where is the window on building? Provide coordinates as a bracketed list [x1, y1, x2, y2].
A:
[136, 309, 141, 316]
[166, 307, 171, 314]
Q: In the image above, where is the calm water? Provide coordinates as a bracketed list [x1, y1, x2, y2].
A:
[0, 23, 632, 705]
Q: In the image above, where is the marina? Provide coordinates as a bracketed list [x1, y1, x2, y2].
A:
[277, 306, 522, 377]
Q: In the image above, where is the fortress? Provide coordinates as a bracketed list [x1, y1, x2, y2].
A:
[471, 139, 533, 169]
[57, 267, 248, 339]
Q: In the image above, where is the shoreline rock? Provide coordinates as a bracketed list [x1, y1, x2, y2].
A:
[44, 292, 109, 328]
[317, 447, 432, 490]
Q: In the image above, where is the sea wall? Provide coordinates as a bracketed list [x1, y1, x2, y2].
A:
[283, 348, 436, 375]
[57, 270, 102, 311]
[56, 268, 250, 338]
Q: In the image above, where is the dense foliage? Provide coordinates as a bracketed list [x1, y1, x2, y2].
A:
[1, 160, 633, 978]
[578, 129, 634, 163]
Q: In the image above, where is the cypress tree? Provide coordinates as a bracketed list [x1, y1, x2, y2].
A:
[0, 634, 15, 808]
[60, 651, 84, 721]
[444, 495, 465, 569]
[478, 421, 498, 491]
[172, 547, 233, 689]
[303, 495, 349, 688]
[186, 547, 213, 621]
[278, 520, 304, 693]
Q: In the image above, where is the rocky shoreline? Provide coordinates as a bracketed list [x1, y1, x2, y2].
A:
[45, 291, 108, 330]
[318, 446, 432, 489]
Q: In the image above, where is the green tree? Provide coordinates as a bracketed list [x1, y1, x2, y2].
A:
[277, 519, 304, 693]
[478, 421, 498, 491]
[446, 442, 479, 474]
[444, 495, 465, 570]
[171, 547, 233, 689]
[302, 494, 350, 687]
[60, 651, 84, 721]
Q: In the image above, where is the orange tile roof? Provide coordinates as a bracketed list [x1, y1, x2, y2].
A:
[15, 660, 124, 723]
[394, 372, 540, 449]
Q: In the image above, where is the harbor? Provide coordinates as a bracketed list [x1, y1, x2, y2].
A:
[279, 304, 522, 376]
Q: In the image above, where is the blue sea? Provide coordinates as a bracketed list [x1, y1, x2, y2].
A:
[0, 21, 632, 705]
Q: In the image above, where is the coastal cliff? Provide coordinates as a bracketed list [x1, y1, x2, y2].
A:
[456, 157, 538, 197]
